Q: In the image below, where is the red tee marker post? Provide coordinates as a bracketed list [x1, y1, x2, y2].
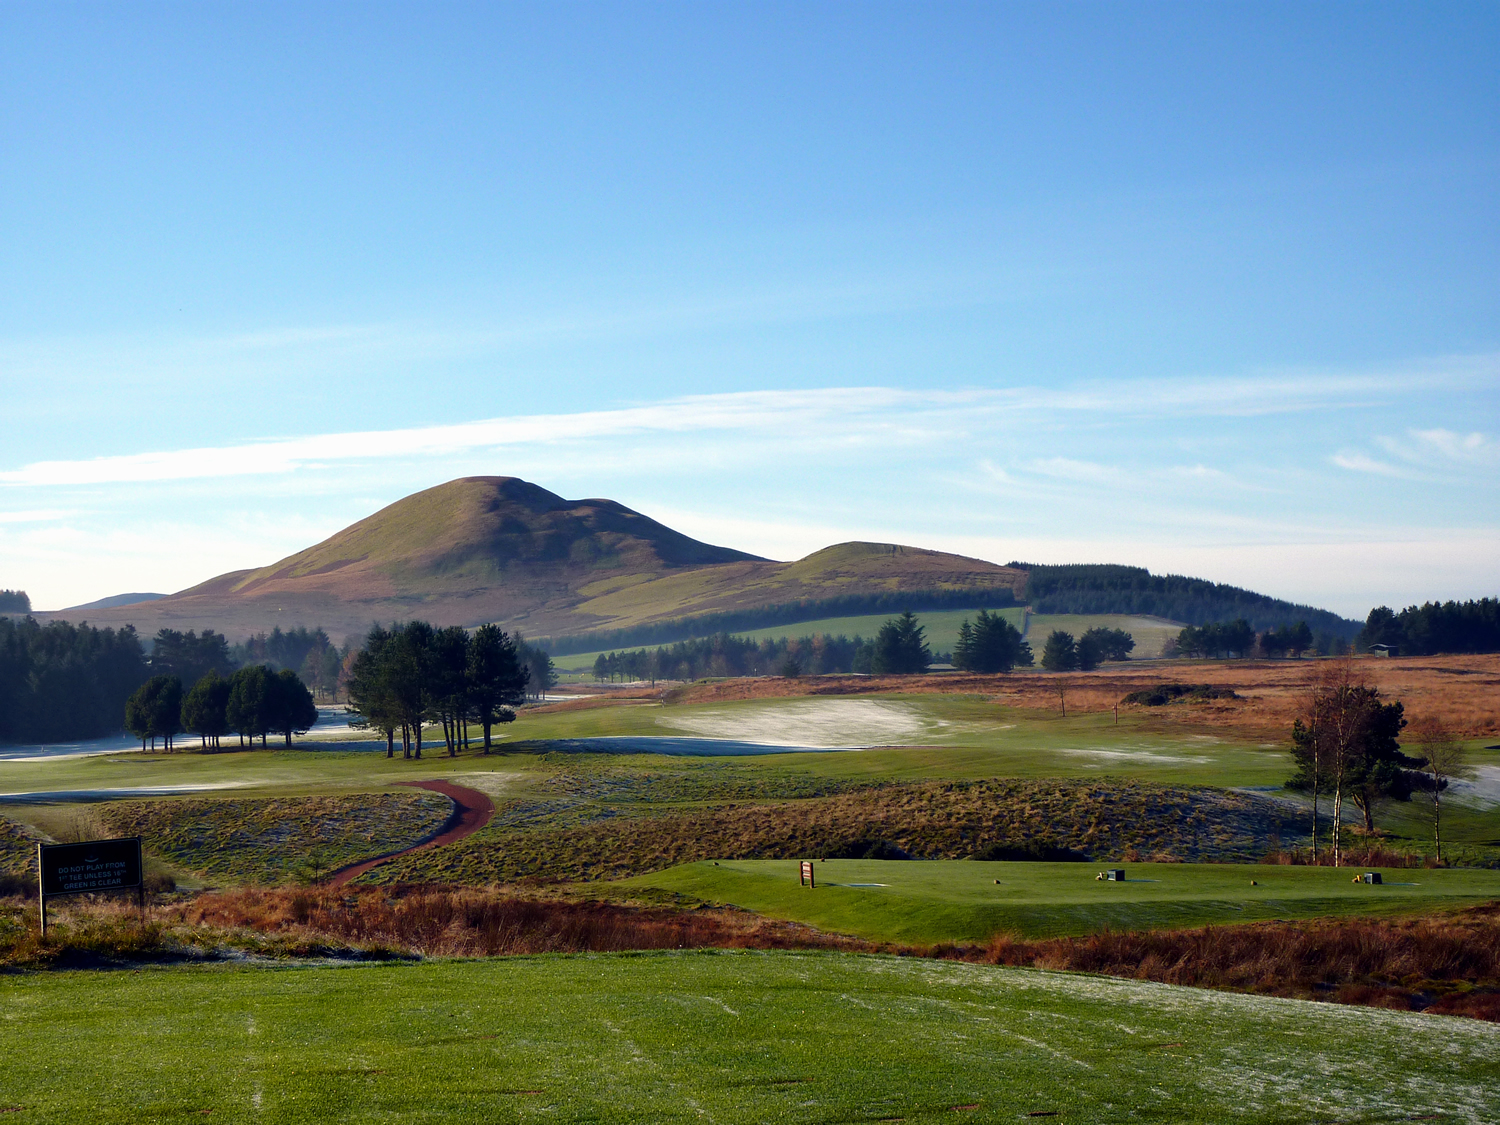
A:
[799, 860, 815, 888]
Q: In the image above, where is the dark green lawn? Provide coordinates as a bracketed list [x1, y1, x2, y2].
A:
[1, 952, 1495, 1124]
[623, 858, 1500, 942]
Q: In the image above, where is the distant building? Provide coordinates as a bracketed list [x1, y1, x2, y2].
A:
[1369, 643, 1398, 657]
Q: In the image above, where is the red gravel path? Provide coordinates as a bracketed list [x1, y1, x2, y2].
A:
[326, 779, 495, 887]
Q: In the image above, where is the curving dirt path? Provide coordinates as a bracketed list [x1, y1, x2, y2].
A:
[326, 780, 495, 887]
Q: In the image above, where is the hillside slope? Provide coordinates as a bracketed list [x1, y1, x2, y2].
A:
[40, 475, 1355, 644]
[41, 477, 1025, 641]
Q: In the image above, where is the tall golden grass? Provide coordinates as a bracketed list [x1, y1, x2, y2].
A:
[5, 886, 1497, 1021]
[175, 885, 861, 957]
[972, 904, 1500, 1020]
[663, 652, 1500, 738]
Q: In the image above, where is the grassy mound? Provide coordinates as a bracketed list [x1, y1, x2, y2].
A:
[97, 792, 452, 885]
[0, 816, 37, 878]
[362, 779, 1307, 885]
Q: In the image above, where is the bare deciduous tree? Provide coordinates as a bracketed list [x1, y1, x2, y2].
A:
[1409, 716, 1472, 866]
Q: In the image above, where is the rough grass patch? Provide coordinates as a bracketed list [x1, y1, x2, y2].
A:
[96, 792, 453, 885]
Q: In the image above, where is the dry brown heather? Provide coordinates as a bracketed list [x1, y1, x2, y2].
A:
[7, 888, 1497, 1021]
[653, 652, 1500, 739]
[178, 885, 858, 957]
[975, 904, 1500, 1021]
[365, 781, 1304, 886]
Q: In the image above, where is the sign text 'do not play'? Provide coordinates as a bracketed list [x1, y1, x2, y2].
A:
[40, 838, 143, 896]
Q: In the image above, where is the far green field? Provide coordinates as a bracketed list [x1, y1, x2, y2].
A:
[730, 607, 1026, 652]
[2, 952, 1493, 1124]
[0, 695, 1298, 796]
[625, 858, 1500, 943]
[1024, 613, 1185, 658]
[550, 609, 1183, 673]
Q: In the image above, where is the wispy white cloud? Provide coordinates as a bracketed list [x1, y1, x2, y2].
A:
[0, 509, 73, 524]
[1403, 428, 1499, 467]
[1330, 451, 1420, 478]
[11, 367, 1477, 490]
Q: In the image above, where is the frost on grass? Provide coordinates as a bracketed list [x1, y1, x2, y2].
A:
[0, 816, 39, 877]
[841, 957, 1500, 1123]
[98, 792, 454, 884]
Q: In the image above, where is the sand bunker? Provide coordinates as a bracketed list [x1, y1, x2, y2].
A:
[658, 699, 933, 748]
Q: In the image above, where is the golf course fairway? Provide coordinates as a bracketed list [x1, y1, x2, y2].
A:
[622, 859, 1500, 942]
[2, 951, 1496, 1123]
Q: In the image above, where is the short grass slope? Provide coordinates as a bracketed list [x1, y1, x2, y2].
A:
[0, 817, 36, 878]
[624, 858, 1500, 942]
[2, 953, 1495, 1124]
[97, 793, 452, 885]
[363, 779, 1306, 886]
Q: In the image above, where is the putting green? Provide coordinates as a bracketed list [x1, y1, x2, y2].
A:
[622, 859, 1500, 943]
[1, 952, 1494, 1124]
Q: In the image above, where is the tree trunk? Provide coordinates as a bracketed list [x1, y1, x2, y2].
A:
[415, 721, 422, 759]
[386, 728, 394, 758]
[483, 716, 492, 753]
[1432, 769, 1442, 865]
[1311, 754, 1320, 862]
[1332, 780, 1344, 867]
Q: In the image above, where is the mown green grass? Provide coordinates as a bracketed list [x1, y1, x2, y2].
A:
[2, 952, 1494, 1124]
[0, 695, 1297, 794]
[623, 859, 1500, 943]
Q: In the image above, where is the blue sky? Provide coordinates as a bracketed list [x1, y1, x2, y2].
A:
[2, 1, 1496, 618]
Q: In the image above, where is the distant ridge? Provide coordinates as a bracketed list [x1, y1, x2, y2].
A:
[1016, 564, 1359, 637]
[36, 476, 1355, 642]
[62, 592, 168, 612]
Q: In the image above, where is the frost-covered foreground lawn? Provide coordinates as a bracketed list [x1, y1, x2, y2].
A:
[1, 951, 1495, 1123]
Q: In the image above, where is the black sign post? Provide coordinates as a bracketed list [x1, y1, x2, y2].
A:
[37, 837, 144, 935]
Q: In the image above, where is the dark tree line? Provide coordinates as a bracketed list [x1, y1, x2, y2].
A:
[544, 589, 1019, 657]
[1171, 619, 1340, 659]
[149, 628, 235, 685]
[514, 637, 558, 701]
[1358, 599, 1500, 655]
[952, 610, 1033, 673]
[124, 666, 318, 751]
[593, 612, 948, 682]
[1038, 627, 1134, 671]
[0, 617, 148, 742]
[593, 632, 873, 683]
[1016, 563, 1360, 637]
[0, 590, 30, 614]
[232, 626, 346, 699]
[345, 622, 530, 758]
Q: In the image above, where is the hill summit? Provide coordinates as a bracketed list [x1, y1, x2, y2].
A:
[49, 477, 1025, 641]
